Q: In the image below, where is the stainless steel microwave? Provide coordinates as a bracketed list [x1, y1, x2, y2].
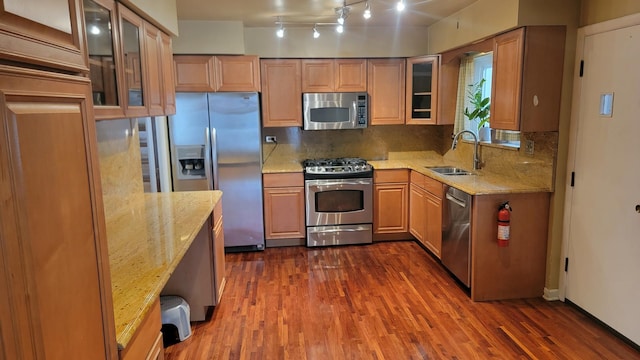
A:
[303, 92, 368, 130]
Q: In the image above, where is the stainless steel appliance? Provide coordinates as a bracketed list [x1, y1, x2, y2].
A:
[303, 92, 368, 130]
[441, 185, 472, 287]
[303, 158, 373, 247]
[169, 92, 264, 250]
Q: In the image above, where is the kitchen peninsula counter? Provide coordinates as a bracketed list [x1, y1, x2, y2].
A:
[262, 157, 552, 195]
[103, 191, 222, 349]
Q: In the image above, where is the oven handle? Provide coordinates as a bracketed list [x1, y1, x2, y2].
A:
[308, 226, 369, 234]
[306, 180, 371, 189]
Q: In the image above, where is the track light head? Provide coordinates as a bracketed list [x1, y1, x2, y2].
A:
[363, 1, 371, 19]
[396, 0, 405, 12]
[336, 24, 344, 33]
[313, 25, 320, 38]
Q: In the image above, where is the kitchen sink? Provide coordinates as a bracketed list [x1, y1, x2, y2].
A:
[426, 166, 472, 175]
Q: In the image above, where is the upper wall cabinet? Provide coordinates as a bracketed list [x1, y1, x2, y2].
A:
[490, 26, 565, 132]
[118, 3, 147, 118]
[301, 59, 367, 92]
[174, 55, 261, 92]
[0, 0, 87, 72]
[84, 0, 176, 119]
[215, 56, 260, 92]
[83, 0, 126, 119]
[160, 32, 176, 115]
[368, 59, 405, 125]
[174, 55, 217, 91]
[406, 55, 439, 125]
[261, 59, 302, 127]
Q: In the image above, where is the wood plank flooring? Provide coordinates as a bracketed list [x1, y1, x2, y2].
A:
[164, 241, 640, 359]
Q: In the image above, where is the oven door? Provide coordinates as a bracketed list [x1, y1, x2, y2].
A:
[305, 178, 373, 226]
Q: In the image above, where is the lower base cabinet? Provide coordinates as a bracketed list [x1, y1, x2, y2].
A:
[409, 171, 443, 257]
[373, 169, 410, 240]
[263, 173, 306, 246]
[119, 299, 163, 360]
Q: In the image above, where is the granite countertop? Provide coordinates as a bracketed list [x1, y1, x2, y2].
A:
[263, 156, 551, 195]
[104, 191, 223, 349]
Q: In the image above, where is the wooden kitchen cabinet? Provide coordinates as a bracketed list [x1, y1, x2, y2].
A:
[490, 26, 565, 132]
[0, 0, 87, 72]
[409, 171, 443, 257]
[301, 59, 367, 92]
[212, 201, 226, 305]
[368, 59, 406, 125]
[261, 59, 302, 127]
[0, 65, 116, 359]
[119, 299, 163, 360]
[174, 55, 260, 92]
[118, 3, 147, 117]
[373, 169, 410, 240]
[174, 55, 217, 91]
[406, 55, 439, 125]
[471, 192, 550, 301]
[263, 173, 306, 246]
[84, 0, 126, 119]
[160, 32, 176, 115]
[142, 21, 164, 116]
[215, 55, 261, 92]
[409, 183, 427, 242]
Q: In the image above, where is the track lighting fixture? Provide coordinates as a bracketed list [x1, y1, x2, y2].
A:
[274, 0, 410, 37]
[363, 1, 371, 19]
[276, 17, 285, 38]
[336, 2, 350, 25]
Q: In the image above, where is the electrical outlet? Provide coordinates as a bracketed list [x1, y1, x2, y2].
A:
[265, 136, 277, 143]
[524, 139, 534, 155]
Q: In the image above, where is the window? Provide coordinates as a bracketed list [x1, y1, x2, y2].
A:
[454, 52, 492, 139]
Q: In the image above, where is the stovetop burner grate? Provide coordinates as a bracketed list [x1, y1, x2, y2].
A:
[303, 157, 373, 180]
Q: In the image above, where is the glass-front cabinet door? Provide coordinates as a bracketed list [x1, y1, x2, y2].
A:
[83, 0, 126, 119]
[118, 2, 147, 117]
[406, 55, 439, 125]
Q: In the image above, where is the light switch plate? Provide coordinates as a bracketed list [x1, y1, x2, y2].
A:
[265, 136, 277, 143]
[524, 139, 534, 155]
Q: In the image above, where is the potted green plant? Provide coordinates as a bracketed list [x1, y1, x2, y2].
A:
[464, 78, 491, 141]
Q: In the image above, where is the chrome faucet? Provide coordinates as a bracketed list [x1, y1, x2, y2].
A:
[451, 130, 482, 170]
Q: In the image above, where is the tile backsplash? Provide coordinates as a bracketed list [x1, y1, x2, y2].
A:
[263, 125, 446, 163]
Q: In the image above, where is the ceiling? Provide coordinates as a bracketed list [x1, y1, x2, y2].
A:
[176, 0, 478, 28]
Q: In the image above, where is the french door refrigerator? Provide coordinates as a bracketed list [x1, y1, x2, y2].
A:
[169, 92, 264, 250]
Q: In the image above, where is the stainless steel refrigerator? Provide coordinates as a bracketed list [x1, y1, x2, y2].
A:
[168, 92, 264, 250]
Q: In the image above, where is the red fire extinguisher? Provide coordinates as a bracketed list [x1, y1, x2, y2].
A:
[497, 202, 512, 247]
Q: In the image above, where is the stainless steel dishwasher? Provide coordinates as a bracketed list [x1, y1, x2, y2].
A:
[441, 185, 472, 287]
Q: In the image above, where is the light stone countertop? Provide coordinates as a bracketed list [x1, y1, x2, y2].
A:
[263, 156, 551, 195]
[104, 191, 223, 349]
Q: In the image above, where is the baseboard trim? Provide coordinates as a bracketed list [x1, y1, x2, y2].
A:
[543, 287, 560, 301]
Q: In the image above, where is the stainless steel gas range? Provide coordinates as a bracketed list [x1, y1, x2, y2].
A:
[303, 158, 374, 247]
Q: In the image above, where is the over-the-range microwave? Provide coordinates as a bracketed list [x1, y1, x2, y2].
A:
[303, 92, 368, 130]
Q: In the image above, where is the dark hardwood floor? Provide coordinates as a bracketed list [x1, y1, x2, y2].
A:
[164, 241, 639, 359]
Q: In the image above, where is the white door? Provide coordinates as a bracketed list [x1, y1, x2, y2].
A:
[564, 21, 640, 345]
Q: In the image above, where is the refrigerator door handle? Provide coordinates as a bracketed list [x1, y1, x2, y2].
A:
[204, 127, 213, 190]
[210, 127, 219, 190]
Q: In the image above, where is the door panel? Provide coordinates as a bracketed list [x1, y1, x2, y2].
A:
[566, 24, 640, 345]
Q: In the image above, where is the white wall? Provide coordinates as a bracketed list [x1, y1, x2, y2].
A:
[173, 20, 246, 54]
[172, 20, 430, 57]
[120, 0, 178, 35]
[427, 0, 519, 53]
[245, 26, 430, 58]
